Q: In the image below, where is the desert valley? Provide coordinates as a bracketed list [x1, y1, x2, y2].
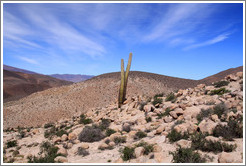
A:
[2, 65, 244, 163]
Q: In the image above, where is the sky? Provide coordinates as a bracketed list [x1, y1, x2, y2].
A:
[3, 3, 244, 80]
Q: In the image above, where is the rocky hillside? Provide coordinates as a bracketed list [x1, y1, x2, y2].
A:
[3, 67, 242, 129]
[3, 70, 73, 102]
[3, 71, 243, 163]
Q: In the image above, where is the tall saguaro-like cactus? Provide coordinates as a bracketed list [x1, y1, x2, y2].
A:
[118, 53, 132, 108]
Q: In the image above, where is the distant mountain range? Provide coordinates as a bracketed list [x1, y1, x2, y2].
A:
[3, 65, 94, 82]
[50, 74, 94, 83]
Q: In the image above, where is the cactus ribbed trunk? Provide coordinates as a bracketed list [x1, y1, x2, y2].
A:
[118, 59, 125, 108]
[123, 53, 132, 101]
[118, 53, 132, 108]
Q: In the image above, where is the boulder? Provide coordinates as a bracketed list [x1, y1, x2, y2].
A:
[218, 152, 242, 163]
[198, 119, 217, 135]
[176, 139, 191, 148]
[57, 147, 68, 156]
[54, 156, 68, 163]
[68, 133, 77, 141]
[134, 147, 145, 158]
[80, 143, 89, 149]
[61, 134, 68, 141]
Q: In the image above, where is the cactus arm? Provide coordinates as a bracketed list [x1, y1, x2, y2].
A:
[123, 53, 132, 101]
[118, 59, 125, 108]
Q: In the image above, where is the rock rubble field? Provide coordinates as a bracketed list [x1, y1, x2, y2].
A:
[3, 72, 243, 163]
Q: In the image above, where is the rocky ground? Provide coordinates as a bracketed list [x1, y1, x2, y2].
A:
[3, 72, 244, 163]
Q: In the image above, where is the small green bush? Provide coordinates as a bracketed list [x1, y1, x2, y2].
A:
[44, 126, 56, 138]
[213, 103, 227, 119]
[77, 147, 89, 156]
[44, 123, 55, 128]
[99, 118, 111, 131]
[209, 88, 230, 95]
[28, 141, 62, 163]
[134, 131, 147, 140]
[121, 146, 135, 161]
[157, 108, 172, 119]
[145, 116, 152, 123]
[154, 93, 164, 98]
[213, 81, 229, 88]
[79, 114, 93, 125]
[170, 147, 206, 163]
[135, 141, 154, 155]
[167, 129, 189, 143]
[114, 136, 126, 145]
[78, 126, 105, 142]
[55, 129, 68, 137]
[139, 102, 147, 111]
[106, 128, 116, 137]
[197, 108, 213, 123]
[165, 92, 176, 102]
[213, 116, 243, 141]
[7, 140, 17, 148]
[152, 97, 163, 105]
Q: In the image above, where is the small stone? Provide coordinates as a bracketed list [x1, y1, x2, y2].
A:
[134, 147, 145, 158]
[57, 147, 67, 156]
[98, 143, 108, 150]
[68, 133, 77, 140]
[156, 125, 165, 134]
[54, 156, 68, 163]
[61, 134, 68, 141]
[32, 129, 40, 135]
[80, 143, 89, 149]
[53, 137, 61, 143]
[109, 141, 115, 147]
[176, 139, 192, 148]
[153, 145, 162, 152]
[211, 114, 219, 122]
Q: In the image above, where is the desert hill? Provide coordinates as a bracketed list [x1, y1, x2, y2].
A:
[3, 66, 243, 129]
[3, 69, 73, 102]
[3, 64, 38, 74]
[3, 71, 243, 163]
[50, 74, 94, 83]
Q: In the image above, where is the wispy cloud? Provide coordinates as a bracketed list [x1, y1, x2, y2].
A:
[18, 56, 39, 65]
[183, 33, 231, 50]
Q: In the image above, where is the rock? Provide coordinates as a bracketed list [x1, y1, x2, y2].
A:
[183, 106, 201, 119]
[98, 143, 108, 150]
[164, 116, 173, 123]
[134, 147, 145, 158]
[67, 143, 73, 149]
[211, 114, 219, 122]
[154, 152, 165, 163]
[136, 156, 148, 163]
[218, 152, 242, 163]
[57, 147, 68, 156]
[205, 136, 220, 142]
[53, 136, 61, 143]
[144, 105, 154, 112]
[61, 134, 68, 141]
[80, 143, 89, 149]
[109, 141, 115, 147]
[156, 125, 165, 134]
[153, 145, 162, 152]
[115, 158, 124, 163]
[155, 135, 166, 143]
[32, 129, 40, 135]
[176, 139, 191, 148]
[54, 156, 68, 163]
[198, 119, 217, 135]
[68, 133, 77, 140]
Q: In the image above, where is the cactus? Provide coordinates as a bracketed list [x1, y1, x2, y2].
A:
[118, 53, 132, 108]
[123, 53, 132, 101]
[118, 59, 125, 108]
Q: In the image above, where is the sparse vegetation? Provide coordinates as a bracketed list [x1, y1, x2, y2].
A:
[79, 114, 93, 125]
[99, 118, 111, 131]
[209, 88, 230, 95]
[170, 147, 206, 163]
[197, 108, 213, 123]
[7, 140, 17, 148]
[28, 141, 63, 163]
[44, 123, 55, 128]
[44, 126, 68, 138]
[135, 141, 154, 155]
[120, 146, 135, 161]
[165, 92, 176, 102]
[167, 129, 189, 143]
[157, 108, 172, 119]
[78, 126, 105, 142]
[213, 115, 243, 141]
[152, 96, 163, 105]
[77, 147, 89, 156]
[139, 102, 147, 111]
[122, 124, 131, 132]
[213, 80, 229, 88]
[134, 131, 147, 140]
[106, 128, 116, 137]
[114, 136, 126, 145]
[145, 116, 152, 123]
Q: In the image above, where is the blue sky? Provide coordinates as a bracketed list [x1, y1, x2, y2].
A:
[3, 3, 243, 80]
